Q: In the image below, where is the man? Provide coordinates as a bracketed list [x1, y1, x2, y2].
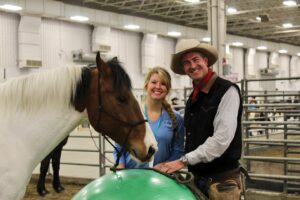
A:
[155, 39, 243, 199]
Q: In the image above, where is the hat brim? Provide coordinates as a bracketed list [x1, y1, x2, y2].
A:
[171, 46, 218, 75]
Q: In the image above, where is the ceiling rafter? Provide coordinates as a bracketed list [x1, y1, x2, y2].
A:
[56, 0, 300, 46]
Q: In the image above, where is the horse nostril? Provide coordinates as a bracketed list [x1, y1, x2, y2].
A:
[148, 146, 156, 157]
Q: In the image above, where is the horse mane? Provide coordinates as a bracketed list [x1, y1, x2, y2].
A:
[0, 66, 83, 115]
[107, 58, 132, 90]
[0, 58, 131, 116]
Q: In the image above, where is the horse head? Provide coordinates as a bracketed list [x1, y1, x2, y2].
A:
[76, 52, 157, 163]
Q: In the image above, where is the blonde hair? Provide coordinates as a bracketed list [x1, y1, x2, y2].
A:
[144, 67, 178, 130]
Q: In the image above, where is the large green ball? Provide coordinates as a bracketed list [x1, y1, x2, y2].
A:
[73, 169, 197, 200]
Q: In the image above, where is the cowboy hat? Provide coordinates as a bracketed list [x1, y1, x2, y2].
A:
[171, 39, 218, 75]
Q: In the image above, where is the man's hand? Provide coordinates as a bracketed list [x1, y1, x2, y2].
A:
[153, 159, 185, 174]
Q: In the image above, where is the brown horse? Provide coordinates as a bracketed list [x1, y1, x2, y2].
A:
[0, 52, 157, 200]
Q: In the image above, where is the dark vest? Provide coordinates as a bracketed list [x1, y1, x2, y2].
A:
[184, 77, 242, 177]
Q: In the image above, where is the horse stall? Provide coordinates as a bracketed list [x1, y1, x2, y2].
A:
[242, 76, 300, 199]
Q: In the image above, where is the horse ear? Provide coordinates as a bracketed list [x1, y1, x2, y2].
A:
[96, 51, 107, 75]
[112, 56, 118, 62]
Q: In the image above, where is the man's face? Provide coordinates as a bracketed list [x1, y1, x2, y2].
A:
[181, 52, 209, 83]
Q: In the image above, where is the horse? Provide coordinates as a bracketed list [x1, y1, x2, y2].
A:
[0, 52, 157, 200]
[36, 136, 69, 196]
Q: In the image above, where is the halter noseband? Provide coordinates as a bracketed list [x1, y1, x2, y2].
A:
[95, 67, 147, 169]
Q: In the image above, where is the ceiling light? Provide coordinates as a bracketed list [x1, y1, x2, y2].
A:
[227, 7, 237, 14]
[278, 49, 288, 54]
[0, 4, 22, 11]
[184, 0, 200, 3]
[124, 24, 140, 30]
[167, 31, 181, 37]
[297, 53, 300, 56]
[257, 46, 268, 50]
[70, 16, 89, 22]
[283, 0, 297, 6]
[202, 37, 211, 42]
[283, 23, 293, 28]
[232, 42, 243, 47]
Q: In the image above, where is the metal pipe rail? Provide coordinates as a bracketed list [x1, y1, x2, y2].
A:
[243, 103, 300, 107]
[69, 135, 100, 138]
[63, 149, 99, 153]
[243, 139, 300, 147]
[245, 93, 300, 97]
[245, 126, 300, 130]
[247, 143, 300, 147]
[244, 110, 300, 113]
[243, 139, 300, 143]
[244, 76, 300, 82]
[248, 173, 300, 181]
[243, 156, 300, 163]
[60, 162, 99, 167]
[243, 121, 300, 125]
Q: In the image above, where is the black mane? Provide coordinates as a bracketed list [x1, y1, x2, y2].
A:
[72, 59, 132, 108]
[107, 58, 132, 90]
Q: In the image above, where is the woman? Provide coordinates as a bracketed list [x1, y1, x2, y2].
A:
[113, 67, 184, 168]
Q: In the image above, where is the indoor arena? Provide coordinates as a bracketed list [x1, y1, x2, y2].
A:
[0, 0, 299, 200]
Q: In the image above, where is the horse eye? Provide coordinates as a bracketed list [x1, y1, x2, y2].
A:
[117, 96, 127, 103]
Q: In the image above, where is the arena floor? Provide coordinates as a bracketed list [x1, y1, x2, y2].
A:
[24, 175, 88, 200]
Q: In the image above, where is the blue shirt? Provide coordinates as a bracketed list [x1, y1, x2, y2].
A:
[113, 110, 185, 168]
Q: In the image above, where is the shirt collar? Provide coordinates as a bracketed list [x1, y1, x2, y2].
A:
[200, 73, 218, 94]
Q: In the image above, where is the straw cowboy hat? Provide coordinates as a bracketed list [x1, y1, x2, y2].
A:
[171, 39, 218, 75]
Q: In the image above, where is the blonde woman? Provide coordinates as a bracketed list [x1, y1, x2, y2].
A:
[113, 67, 184, 168]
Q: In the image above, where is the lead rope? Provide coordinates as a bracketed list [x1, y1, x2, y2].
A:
[151, 169, 208, 200]
[88, 124, 136, 168]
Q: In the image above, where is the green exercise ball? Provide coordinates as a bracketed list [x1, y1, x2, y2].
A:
[72, 169, 197, 200]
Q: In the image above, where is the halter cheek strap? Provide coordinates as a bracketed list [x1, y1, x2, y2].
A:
[95, 67, 147, 170]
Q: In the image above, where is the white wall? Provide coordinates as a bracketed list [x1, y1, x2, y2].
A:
[41, 19, 92, 69]
[229, 47, 244, 81]
[0, 11, 19, 77]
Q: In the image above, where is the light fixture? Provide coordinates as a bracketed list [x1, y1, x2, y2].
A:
[283, 23, 293, 28]
[70, 15, 89, 22]
[257, 46, 268, 50]
[184, 0, 200, 3]
[258, 14, 269, 22]
[232, 42, 243, 47]
[278, 49, 288, 54]
[124, 24, 140, 30]
[0, 4, 22, 11]
[283, 0, 297, 6]
[202, 37, 211, 42]
[227, 7, 237, 14]
[167, 31, 181, 37]
[297, 52, 300, 56]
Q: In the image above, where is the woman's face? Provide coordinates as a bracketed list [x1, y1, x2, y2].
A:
[146, 73, 168, 101]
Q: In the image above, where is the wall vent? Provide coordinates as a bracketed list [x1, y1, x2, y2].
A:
[20, 59, 42, 68]
[98, 44, 111, 52]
